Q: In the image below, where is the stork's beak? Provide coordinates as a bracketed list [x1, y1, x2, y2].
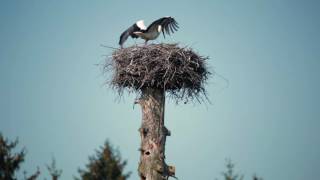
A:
[133, 32, 143, 35]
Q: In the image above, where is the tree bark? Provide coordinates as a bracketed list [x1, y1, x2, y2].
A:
[136, 88, 175, 180]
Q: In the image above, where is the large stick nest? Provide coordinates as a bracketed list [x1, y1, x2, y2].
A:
[104, 43, 211, 103]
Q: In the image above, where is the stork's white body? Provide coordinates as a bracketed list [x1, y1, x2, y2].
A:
[134, 22, 162, 41]
[137, 29, 160, 40]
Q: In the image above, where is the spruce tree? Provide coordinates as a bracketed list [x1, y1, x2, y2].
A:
[75, 141, 130, 180]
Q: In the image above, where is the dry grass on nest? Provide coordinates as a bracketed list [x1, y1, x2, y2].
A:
[104, 43, 211, 103]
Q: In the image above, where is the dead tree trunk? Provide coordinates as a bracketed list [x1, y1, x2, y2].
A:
[108, 44, 209, 179]
[136, 88, 175, 180]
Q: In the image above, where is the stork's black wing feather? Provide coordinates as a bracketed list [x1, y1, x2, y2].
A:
[119, 23, 142, 46]
[147, 17, 179, 38]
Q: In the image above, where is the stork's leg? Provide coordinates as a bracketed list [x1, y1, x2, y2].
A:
[144, 40, 148, 46]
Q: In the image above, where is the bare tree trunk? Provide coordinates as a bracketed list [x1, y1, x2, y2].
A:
[136, 88, 175, 180]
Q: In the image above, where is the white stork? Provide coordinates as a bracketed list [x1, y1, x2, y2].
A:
[119, 16, 179, 48]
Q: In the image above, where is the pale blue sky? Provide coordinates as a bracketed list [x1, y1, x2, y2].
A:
[1, 0, 320, 179]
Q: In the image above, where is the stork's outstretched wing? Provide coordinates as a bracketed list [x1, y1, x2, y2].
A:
[119, 21, 145, 47]
[147, 17, 179, 38]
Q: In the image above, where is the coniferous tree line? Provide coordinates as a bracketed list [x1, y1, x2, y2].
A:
[215, 159, 263, 180]
[0, 133, 263, 180]
[0, 133, 129, 180]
